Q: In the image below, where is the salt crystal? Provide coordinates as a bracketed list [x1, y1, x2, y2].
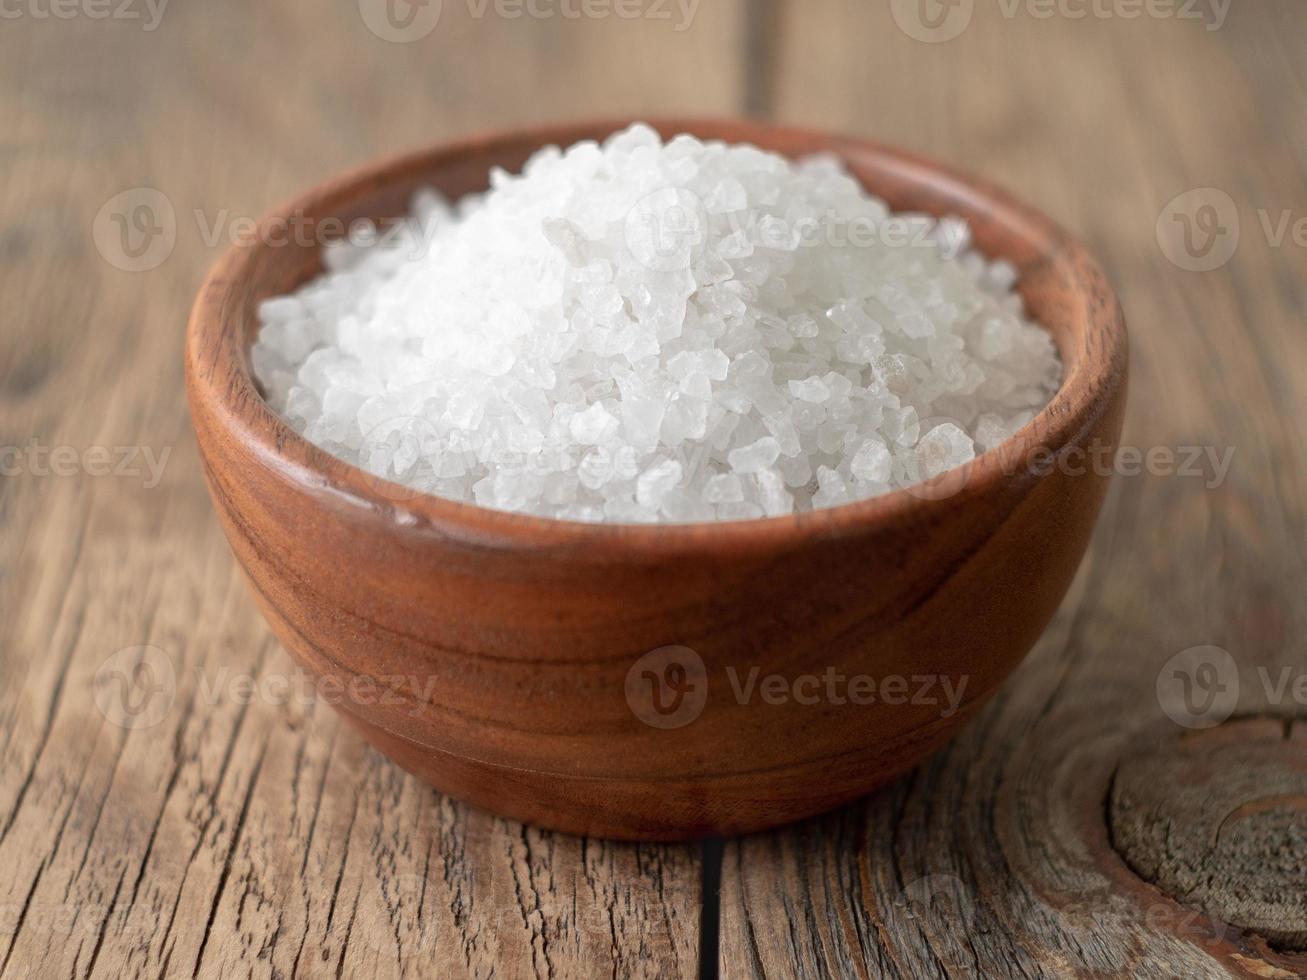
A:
[661, 488, 714, 523]
[788, 376, 830, 403]
[636, 459, 683, 509]
[705, 178, 748, 214]
[763, 414, 802, 456]
[974, 413, 1010, 452]
[577, 448, 614, 489]
[703, 473, 744, 503]
[897, 312, 936, 339]
[916, 423, 975, 480]
[850, 439, 893, 483]
[728, 436, 782, 474]
[254, 124, 1060, 523]
[717, 501, 764, 520]
[811, 466, 848, 509]
[570, 403, 619, 444]
[667, 349, 730, 384]
[884, 406, 921, 448]
[754, 469, 793, 516]
[788, 313, 819, 338]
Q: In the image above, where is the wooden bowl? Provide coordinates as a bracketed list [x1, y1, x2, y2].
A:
[186, 119, 1127, 841]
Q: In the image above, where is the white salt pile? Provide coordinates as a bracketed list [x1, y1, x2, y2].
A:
[253, 124, 1060, 523]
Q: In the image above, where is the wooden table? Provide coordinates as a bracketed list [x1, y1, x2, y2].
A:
[3, 2, 1305, 976]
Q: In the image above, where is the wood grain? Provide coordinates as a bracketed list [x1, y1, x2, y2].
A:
[720, 3, 1307, 978]
[2, 0, 1305, 976]
[0, 1, 743, 975]
[1109, 717, 1307, 950]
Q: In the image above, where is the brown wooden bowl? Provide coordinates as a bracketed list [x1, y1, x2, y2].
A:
[185, 119, 1127, 841]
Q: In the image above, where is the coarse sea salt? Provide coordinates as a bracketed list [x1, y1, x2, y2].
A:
[252, 124, 1061, 523]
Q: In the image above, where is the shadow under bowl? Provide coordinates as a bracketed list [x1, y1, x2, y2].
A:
[185, 118, 1128, 841]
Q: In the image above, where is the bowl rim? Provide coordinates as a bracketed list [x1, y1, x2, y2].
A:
[186, 117, 1128, 557]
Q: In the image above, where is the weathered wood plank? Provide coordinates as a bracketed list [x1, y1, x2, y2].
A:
[4, 0, 1306, 976]
[722, 2, 1307, 977]
[0, 2, 747, 975]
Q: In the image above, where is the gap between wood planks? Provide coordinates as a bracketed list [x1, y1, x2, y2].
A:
[699, 10, 782, 969]
[741, 0, 780, 118]
[699, 837, 726, 979]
